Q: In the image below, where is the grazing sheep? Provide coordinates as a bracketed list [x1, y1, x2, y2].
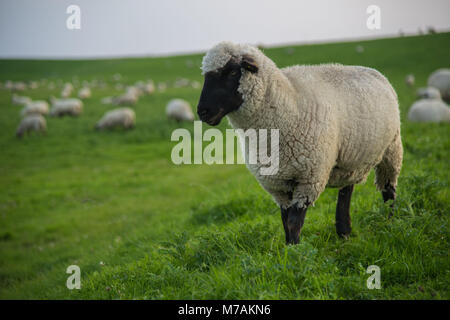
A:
[428, 68, 450, 102]
[21, 101, 49, 117]
[12, 94, 32, 106]
[95, 108, 135, 130]
[61, 83, 73, 98]
[197, 42, 403, 244]
[50, 98, 83, 117]
[417, 87, 441, 100]
[101, 96, 114, 105]
[11, 82, 27, 92]
[113, 91, 138, 106]
[157, 82, 167, 92]
[166, 99, 194, 122]
[78, 87, 91, 99]
[16, 114, 47, 138]
[408, 96, 450, 123]
[405, 74, 415, 87]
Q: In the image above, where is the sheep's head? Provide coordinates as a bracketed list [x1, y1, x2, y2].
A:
[198, 42, 259, 126]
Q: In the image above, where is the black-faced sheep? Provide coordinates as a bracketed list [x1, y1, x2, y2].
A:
[197, 42, 403, 244]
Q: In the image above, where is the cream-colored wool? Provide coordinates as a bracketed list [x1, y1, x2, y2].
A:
[112, 90, 139, 106]
[21, 101, 49, 117]
[417, 87, 441, 100]
[50, 98, 83, 117]
[408, 98, 450, 123]
[166, 99, 194, 121]
[95, 108, 135, 130]
[202, 42, 403, 209]
[12, 94, 32, 106]
[78, 87, 91, 99]
[428, 68, 450, 102]
[61, 83, 73, 98]
[16, 114, 47, 138]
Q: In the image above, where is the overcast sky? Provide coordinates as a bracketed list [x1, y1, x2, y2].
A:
[0, 0, 449, 59]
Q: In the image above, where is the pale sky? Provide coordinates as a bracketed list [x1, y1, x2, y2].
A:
[0, 0, 449, 59]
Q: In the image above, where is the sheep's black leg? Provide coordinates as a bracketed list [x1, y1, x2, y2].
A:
[335, 184, 354, 239]
[382, 182, 396, 217]
[280, 207, 290, 243]
[281, 205, 308, 245]
[382, 183, 396, 203]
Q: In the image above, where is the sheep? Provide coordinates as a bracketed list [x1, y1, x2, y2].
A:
[101, 96, 114, 105]
[417, 87, 441, 100]
[13, 82, 27, 92]
[197, 42, 403, 244]
[95, 108, 135, 130]
[408, 96, 450, 123]
[405, 74, 415, 87]
[427, 68, 450, 103]
[112, 90, 138, 106]
[135, 81, 155, 95]
[61, 83, 73, 98]
[166, 99, 194, 122]
[78, 87, 91, 99]
[21, 100, 49, 117]
[50, 98, 83, 117]
[12, 94, 32, 106]
[16, 114, 47, 138]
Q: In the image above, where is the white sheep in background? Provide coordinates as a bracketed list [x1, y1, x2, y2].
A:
[21, 101, 49, 117]
[12, 82, 27, 92]
[12, 94, 32, 106]
[405, 74, 415, 87]
[428, 68, 450, 103]
[50, 98, 83, 117]
[78, 87, 91, 99]
[29, 81, 39, 90]
[113, 90, 139, 106]
[197, 42, 403, 244]
[16, 114, 47, 138]
[136, 80, 155, 95]
[408, 93, 450, 123]
[101, 96, 114, 105]
[61, 83, 73, 98]
[157, 82, 167, 92]
[166, 99, 194, 122]
[416, 87, 441, 99]
[95, 108, 136, 130]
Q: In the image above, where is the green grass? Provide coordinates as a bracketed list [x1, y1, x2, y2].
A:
[0, 33, 449, 299]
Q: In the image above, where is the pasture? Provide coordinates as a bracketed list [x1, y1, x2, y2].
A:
[0, 33, 449, 299]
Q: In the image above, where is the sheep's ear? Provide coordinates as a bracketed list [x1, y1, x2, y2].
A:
[241, 55, 258, 73]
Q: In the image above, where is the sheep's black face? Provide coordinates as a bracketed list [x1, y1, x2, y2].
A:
[197, 56, 258, 126]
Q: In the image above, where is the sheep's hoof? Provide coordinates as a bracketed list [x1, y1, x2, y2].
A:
[337, 232, 351, 240]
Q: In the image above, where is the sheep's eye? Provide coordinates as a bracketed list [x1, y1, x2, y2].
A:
[229, 70, 238, 77]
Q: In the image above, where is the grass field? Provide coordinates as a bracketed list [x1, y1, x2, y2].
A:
[0, 33, 449, 299]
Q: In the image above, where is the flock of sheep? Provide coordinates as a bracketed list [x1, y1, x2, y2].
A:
[3, 74, 198, 138]
[405, 68, 450, 122]
[4, 60, 449, 139]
